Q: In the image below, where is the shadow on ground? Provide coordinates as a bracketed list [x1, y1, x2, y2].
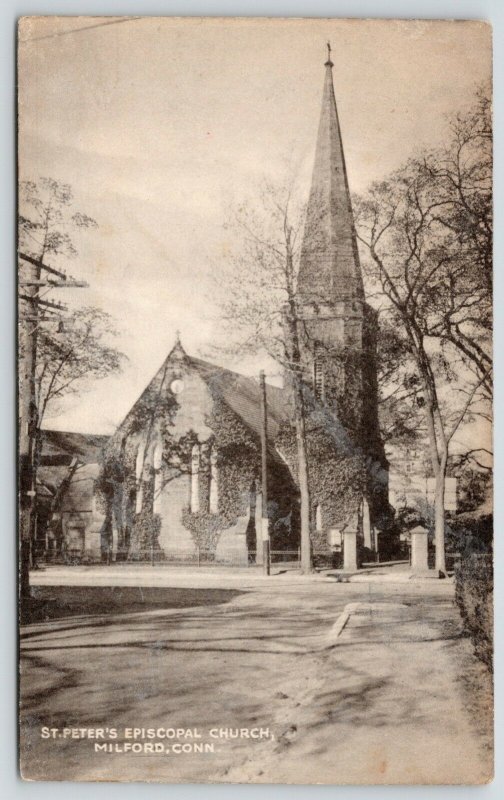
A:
[22, 585, 244, 624]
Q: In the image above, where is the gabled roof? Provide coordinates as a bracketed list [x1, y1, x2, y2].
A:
[111, 338, 291, 448]
[41, 429, 108, 465]
[190, 356, 289, 440]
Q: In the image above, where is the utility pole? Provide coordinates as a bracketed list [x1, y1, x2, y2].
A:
[259, 370, 270, 576]
[18, 252, 88, 603]
[19, 255, 39, 602]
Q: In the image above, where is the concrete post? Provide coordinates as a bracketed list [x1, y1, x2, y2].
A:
[343, 529, 358, 572]
[410, 525, 429, 573]
[362, 497, 372, 550]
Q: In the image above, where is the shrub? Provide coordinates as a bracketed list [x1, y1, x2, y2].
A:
[455, 552, 493, 672]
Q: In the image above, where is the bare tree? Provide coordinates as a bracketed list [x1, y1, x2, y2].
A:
[19, 178, 125, 435]
[213, 181, 315, 572]
[421, 86, 492, 395]
[19, 177, 98, 262]
[354, 89, 492, 573]
[35, 307, 124, 429]
[375, 320, 425, 448]
[18, 177, 125, 566]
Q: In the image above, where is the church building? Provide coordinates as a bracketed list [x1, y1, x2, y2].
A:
[48, 53, 389, 566]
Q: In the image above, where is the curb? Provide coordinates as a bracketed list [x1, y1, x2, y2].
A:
[325, 602, 361, 648]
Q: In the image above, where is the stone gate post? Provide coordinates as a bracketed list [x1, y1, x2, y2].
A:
[410, 525, 429, 573]
[343, 527, 358, 572]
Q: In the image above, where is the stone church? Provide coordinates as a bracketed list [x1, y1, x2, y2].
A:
[43, 54, 388, 566]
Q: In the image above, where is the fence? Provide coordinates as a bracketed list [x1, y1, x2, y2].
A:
[39, 548, 301, 569]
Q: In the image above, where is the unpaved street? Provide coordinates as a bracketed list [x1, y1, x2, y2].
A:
[20, 574, 492, 784]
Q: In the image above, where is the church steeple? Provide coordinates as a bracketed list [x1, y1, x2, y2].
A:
[298, 47, 364, 303]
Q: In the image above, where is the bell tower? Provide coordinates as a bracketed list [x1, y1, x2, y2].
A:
[297, 46, 380, 452]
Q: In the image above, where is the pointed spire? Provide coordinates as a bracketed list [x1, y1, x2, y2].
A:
[298, 49, 364, 303]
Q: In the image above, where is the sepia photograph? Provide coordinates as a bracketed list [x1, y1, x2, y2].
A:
[17, 16, 493, 784]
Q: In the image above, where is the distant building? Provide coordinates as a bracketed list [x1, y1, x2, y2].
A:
[37, 430, 108, 562]
[387, 445, 457, 514]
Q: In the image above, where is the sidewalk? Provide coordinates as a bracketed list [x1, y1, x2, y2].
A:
[220, 597, 493, 784]
[330, 561, 454, 585]
[29, 561, 452, 590]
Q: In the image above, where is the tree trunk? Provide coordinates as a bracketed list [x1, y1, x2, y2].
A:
[30, 427, 44, 567]
[292, 379, 312, 574]
[423, 399, 448, 576]
[414, 338, 448, 577]
[434, 453, 448, 574]
[284, 283, 313, 574]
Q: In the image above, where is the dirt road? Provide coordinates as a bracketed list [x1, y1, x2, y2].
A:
[20, 577, 492, 784]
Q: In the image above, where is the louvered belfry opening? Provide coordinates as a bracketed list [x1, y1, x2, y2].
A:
[313, 341, 325, 402]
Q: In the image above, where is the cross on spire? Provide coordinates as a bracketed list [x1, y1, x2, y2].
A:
[170, 329, 186, 361]
[325, 40, 333, 67]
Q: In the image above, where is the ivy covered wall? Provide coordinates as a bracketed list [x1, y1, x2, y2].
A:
[96, 354, 299, 562]
[276, 414, 368, 558]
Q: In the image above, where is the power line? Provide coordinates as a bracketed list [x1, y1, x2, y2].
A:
[19, 16, 143, 43]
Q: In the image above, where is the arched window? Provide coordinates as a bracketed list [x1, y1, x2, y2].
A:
[190, 444, 200, 513]
[135, 441, 145, 514]
[153, 442, 163, 514]
[209, 447, 218, 514]
[135, 485, 143, 515]
[153, 441, 163, 471]
[135, 441, 146, 482]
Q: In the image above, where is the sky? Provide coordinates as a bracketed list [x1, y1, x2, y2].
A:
[18, 16, 492, 434]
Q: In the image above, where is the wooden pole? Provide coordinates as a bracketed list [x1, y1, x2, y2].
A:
[259, 371, 270, 576]
[19, 257, 39, 602]
[18, 253, 87, 606]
